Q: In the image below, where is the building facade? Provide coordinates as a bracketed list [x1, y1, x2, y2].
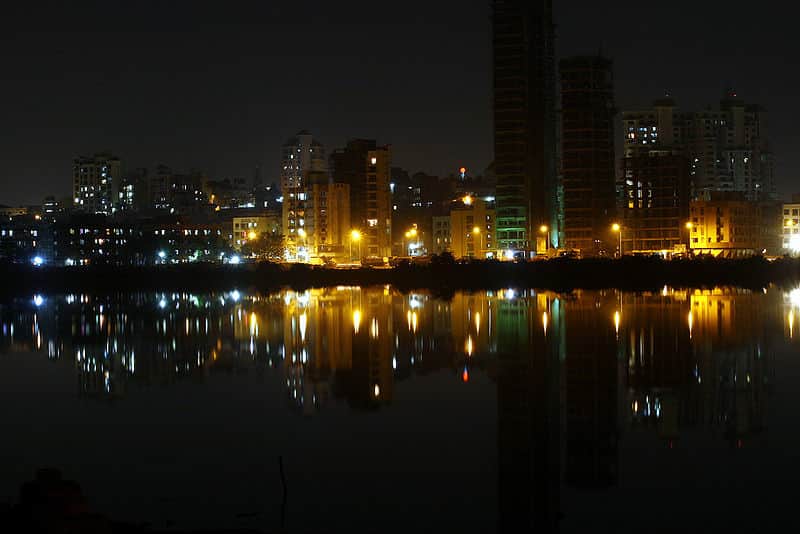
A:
[72, 152, 121, 214]
[689, 192, 781, 257]
[492, 0, 558, 256]
[560, 56, 616, 256]
[330, 140, 392, 259]
[306, 180, 351, 260]
[431, 216, 451, 256]
[450, 197, 496, 259]
[232, 215, 281, 251]
[619, 152, 690, 254]
[623, 92, 774, 201]
[781, 199, 800, 255]
[280, 131, 326, 259]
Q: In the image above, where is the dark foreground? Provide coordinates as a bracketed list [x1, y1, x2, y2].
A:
[1, 256, 799, 295]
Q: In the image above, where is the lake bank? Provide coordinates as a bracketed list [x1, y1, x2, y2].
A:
[2, 256, 799, 297]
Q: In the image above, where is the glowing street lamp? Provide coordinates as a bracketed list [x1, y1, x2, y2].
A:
[297, 228, 307, 262]
[685, 222, 694, 252]
[247, 231, 258, 241]
[404, 226, 418, 256]
[472, 226, 483, 258]
[350, 229, 362, 261]
[539, 225, 549, 254]
[462, 195, 473, 206]
[612, 223, 622, 257]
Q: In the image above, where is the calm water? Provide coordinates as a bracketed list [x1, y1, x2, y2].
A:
[1, 286, 799, 532]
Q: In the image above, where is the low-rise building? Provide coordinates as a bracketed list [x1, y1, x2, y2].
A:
[0, 215, 50, 264]
[782, 197, 800, 255]
[689, 192, 781, 257]
[450, 196, 496, 259]
[232, 214, 281, 251]
[431, 216, 451, 256]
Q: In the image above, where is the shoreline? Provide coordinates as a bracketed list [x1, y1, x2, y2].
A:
[1, 256, 799, 297]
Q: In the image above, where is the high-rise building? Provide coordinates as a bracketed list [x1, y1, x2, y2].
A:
[330, 140, 392, 259]
[280, 131, 326, 258]
[560, 56, 617, 256]
[306, 172, 351, 261]
[72, 152, 121, 214]
[492, 0, 558, 257]
[623, 92, 774, 201]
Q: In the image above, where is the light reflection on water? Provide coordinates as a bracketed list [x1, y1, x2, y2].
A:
[0, 286, 798, 532]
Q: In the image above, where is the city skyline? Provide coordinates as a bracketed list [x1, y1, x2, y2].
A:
[1, 1, 796, 206]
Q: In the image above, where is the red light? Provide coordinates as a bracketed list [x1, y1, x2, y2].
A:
[462, 368, 469, 382]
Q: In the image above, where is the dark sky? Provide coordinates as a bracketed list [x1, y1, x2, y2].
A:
[0, 1, 796, 206]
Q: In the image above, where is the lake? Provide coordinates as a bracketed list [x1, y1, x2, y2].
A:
[1, 286, 798, 532]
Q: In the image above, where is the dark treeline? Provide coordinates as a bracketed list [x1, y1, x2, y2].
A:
[1, 256, 799, 297]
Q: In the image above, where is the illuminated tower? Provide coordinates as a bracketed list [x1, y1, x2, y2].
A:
[330, 140, 392, 258]
[280, 131, 326, 259]
[72, 152, 121, 214]
[492, 0, 558, 256]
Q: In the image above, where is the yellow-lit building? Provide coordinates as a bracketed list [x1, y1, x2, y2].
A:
[450, 196, 496, 259]
[782, 200, 800, 255]
[689, 192, 780, 257]
[306, 181, 351, 260]
[232, 214, 280, 250]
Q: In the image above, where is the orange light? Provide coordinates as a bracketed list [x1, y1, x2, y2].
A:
[462, 368, 469, 382]
[459, 167, 467, 174]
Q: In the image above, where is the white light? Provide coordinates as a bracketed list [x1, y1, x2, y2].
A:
[790, 235, 800, 253]
[229, 255, 241, 265]
[231, 290, 241, 302]
[791, 288, 800, 308]
[504, 249, 515, 260]
[505, 288, 516, 300]
[158, 298, 167, 309]
[33, 295, 45, 307]
[31, 256, 44, 267]
[158, 250, 167, 259]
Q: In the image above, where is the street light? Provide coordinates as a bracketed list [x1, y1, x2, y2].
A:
[685, 222, 693, 253]
[472, 226, 482, 258]
[350, 229, 362, 261]
[539, 225, 549, 254]
[612, 223, 622, 258]
[404, 226, 418, 256]
[297, 228, 307, 262]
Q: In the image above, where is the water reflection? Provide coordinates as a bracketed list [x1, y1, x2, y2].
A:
[0, 286, 796, 530]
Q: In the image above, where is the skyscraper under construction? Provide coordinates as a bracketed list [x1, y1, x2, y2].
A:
[492, 0, 558, 256]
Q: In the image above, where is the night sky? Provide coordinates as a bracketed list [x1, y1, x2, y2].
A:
[0, 1, 795, 206]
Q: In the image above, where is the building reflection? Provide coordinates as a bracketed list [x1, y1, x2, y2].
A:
[0, 284, 794, 526]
